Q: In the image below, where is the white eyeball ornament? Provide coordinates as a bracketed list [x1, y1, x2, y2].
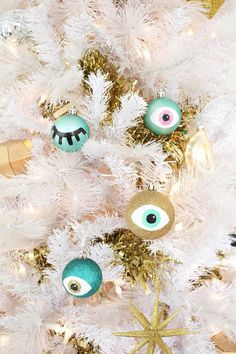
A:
[125, 190, 175, 240]
[144, 97, 182, 136]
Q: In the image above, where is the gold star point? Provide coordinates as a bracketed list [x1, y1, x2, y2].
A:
[113, 279, 197, 354]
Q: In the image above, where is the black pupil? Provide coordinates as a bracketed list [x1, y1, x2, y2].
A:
[70, 283, 78, 291]
[162, 114, 170, 121]
[146, 214, 157, 224]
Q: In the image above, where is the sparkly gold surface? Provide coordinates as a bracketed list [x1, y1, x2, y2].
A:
[102, 229, 179, 288]
[15, 246, 52, 284]
[190, 0, 225, 18]
[127, 104, 197, 172]
[191, 266, 222, 289]
[49, 327, 98, 354]
[126, 190, 175, 240]
[114, 278, 197, 354]
[79, 49, 137, 126]
[40, 99, 70, 121]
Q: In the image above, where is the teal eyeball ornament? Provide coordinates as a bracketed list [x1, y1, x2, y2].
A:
[125, 190, 175, 240]
[144, 97, 182, 135]
[51, 113, 90, 152]
[62, 258, 103, 298]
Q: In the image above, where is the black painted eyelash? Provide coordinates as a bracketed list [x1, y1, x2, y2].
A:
[52, 125, 87, 145]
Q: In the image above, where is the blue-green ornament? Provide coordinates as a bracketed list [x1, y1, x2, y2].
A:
[62, 258, 103, 298]
[144, 97, 182, 136]
[51, 108, 90, 152]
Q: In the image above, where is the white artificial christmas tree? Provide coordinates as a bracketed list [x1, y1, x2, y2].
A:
[0, 1, 236, 354]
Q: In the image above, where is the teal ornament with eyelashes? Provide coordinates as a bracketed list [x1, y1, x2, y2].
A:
[144, 97, 182, 135]
[51, 107, 90, 153]
[125, 190, 175, 240]
[62, 258, 103, 298]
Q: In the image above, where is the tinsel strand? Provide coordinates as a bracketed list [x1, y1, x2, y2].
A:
[100, 229, 179, 289]
[189, 0, 225, 18]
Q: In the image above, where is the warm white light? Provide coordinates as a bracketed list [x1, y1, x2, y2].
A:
[52, 323, 63, 334]
[25, 203, 36, 214]
[175, 222, 183, 232]
[169, 180, 181, 198]
[19, 263, 26, 276]
[0, 334, 9, 347]
[186, 27, 195, 36]
[142, 46, 151, 62]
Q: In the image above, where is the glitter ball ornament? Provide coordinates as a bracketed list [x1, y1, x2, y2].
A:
[51, 107, 90, 152]
[144, 97, 182, 135]
[0, 10, 29, 42]
[126, 190, 175, 240]
[62, 258, 103, 298]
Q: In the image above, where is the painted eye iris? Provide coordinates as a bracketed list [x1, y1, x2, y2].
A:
[63, 276, 92, 297]
[69, 280, 81, 292]
[150, 107, 179, 129]
[160, 111, 174, 125]
[132, 204, 169, 231]
[144, 97, 182, 136]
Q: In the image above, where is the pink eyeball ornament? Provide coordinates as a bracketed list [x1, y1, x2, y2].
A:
[144, 97, 182, 135]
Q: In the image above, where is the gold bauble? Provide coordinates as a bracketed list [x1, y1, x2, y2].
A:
[125, 190, 175, 240]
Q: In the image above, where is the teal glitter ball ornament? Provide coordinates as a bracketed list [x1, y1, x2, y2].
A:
[144, 97, 182, 135]
[62, 258, 103, 298]
[51, 108, 90, 152]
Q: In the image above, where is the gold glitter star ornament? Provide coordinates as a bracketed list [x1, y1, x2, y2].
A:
[113, 279, 197, 354]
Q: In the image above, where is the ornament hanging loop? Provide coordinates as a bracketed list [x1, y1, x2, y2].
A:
[69, 105, 77, 115]
[157, 90, 166, 98]
[148, 184, 155, 191]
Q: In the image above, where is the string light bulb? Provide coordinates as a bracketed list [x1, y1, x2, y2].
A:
[0, 334, 9, 347]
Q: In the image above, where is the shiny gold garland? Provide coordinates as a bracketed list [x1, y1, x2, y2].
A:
[102, 229, 179, 289]
[79, 50, 197, 172]
[191, 266, 222, 289]
[189, 0, 225, 18]
[39, 99, 70, 121]
[78, 49, 137, 126]
[48, 330, 98, 354]
[15, 246, 52, 285]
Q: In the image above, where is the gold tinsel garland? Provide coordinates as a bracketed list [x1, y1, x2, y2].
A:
[79, 50, 197, 172]
[191, 266, 223, 289]
[190, 0, 225, 18]
[39, 99, 70, 121]
[102, 229, 179, 288]
[15, 246, 52, 284]
[78, 49, 137, 126]
[48, 328, 98, 354]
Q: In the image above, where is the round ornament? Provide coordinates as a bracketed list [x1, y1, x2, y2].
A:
[51, 109, 90, 152]
[0, 10, 29, 42]
[62, 258, 103, 298]
[144, 97, 182, 135]
[125, 190, 175, 240]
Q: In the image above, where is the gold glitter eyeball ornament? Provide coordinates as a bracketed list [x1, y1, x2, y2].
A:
[125, 190, 175, 240]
